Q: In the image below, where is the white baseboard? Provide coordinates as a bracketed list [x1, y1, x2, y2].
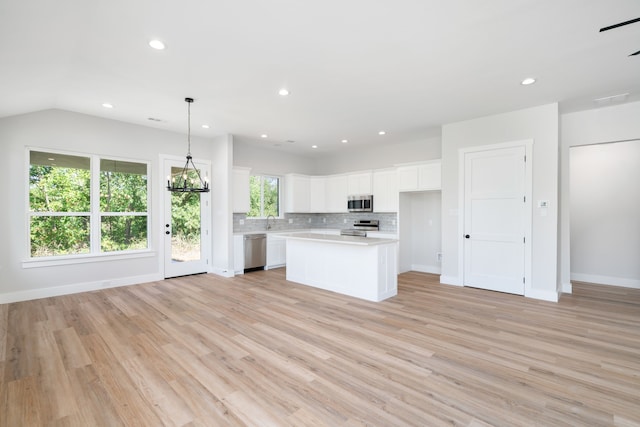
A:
[0, 273, 163, 304]
[562, 281, 573, 294]
[437, 275, 559, 301]
[410, 264, 442, 275]
[570, 273, 640, 289]
[210, 267, 235, 278]
[524, 288, 559, 302]
[439, 275, 463, 286]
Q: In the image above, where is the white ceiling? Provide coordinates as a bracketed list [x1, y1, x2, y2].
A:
[1, 0, 639, 154]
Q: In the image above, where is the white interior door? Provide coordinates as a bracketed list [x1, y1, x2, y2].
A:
[163, 158, 210, 278]
[463, 146, 526, 295]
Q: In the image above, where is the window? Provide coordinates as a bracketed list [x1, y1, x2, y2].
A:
[28, 150, 149, 258]
[100, 159, 148, 252]
[248, 175, 280, 217]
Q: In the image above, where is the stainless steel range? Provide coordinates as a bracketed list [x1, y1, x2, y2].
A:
[340, 219, 379, 237]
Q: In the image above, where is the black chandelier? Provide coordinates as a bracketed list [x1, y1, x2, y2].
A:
[167, 97, 210, 193]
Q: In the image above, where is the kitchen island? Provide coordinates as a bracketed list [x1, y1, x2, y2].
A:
[281, 233, 398, 302]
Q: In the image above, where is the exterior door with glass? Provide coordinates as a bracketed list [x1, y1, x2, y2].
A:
[163, 157, 211, 278]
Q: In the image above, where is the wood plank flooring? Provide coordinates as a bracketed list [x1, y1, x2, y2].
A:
[1, 271, 639, 426]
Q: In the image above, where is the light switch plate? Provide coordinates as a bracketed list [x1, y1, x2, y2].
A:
[538, 200, 549, 208]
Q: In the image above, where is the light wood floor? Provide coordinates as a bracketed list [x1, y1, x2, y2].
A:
[1, 271, 639, 426]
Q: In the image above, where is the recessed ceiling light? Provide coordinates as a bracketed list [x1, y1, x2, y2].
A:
[147, 117, 165, 122]
[341, 139, 348, 143]
[47, 157, 55, 161]
[149, 40, 165, 50]
[286, 140, 296, 144]
[102, 103, 113, 109]
[378, 131, 386, 135]
[521, 77, 536, 85]
[261, 134, 268, 138]
[201, 124, 210, 129]
[278, 88, 290, 96]
[311, 145, 318, 149]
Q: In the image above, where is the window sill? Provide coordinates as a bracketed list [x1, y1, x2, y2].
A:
[22, 250, 156, 269]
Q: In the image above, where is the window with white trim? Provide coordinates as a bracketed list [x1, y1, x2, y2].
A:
[248, 175, 280, 218]
[28, 150, 149, 258]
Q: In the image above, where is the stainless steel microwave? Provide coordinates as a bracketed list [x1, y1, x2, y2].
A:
[347, 195, 373, 212]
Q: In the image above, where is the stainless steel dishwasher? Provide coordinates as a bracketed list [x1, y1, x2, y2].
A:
[243, 233, 267, 272]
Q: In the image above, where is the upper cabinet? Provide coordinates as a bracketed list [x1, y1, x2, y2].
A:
[269, 161, 441, 214]
[373, 169, 398, 212]
[347, 172, 372, 195]
[284, 174, 310, 213]
[232, 167, 251, 213]
[325, 174, 348, 213]
[397, 160, 441, 192]
[309, 176, 326, 213]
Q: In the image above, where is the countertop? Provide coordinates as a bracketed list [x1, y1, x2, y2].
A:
[234, 228, 397, 237]
[279, 232, 398, 246]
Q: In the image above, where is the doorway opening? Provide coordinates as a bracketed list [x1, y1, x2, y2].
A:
[569, 139, 640, 289]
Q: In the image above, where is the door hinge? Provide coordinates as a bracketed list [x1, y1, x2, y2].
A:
[523, 277, 525, 284]
[524, 155, 527, 162]
[523, 237, 526, 243]
[524, 196, 526, 203]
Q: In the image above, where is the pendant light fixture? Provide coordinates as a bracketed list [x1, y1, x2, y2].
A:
[167, 97, 210, 193]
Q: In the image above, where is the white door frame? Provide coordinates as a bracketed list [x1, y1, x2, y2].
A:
[160, 154, 212, 278]
[457, 139, 533, 295]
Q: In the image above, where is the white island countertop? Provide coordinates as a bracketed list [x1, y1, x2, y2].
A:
[279, 232, 397, 246]
[283, 232, 398, 302]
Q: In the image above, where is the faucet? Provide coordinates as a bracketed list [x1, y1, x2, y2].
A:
[266, 215, 276, 230]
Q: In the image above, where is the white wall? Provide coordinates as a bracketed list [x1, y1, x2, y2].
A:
[398, 194, 413, 272]
[233, 141, 318, 175]
[210, 134, 234, 276]
[569, 141, 640, 287]
[235, 136, 441, 177]
[559, 101, 640, 292]
[315, 137, 441, 175]
[0, 109, 231, 303]
[441, 103, 559, 301]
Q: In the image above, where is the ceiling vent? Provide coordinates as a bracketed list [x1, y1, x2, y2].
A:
[593, 93, 629, 107]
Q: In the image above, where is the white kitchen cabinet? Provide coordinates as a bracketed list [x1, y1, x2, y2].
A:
[347, 172, 372, 195]
[233, 234, 244, 274]
[309, 176, 326, 213]
[284, 235, 398, 302]
[266, 234, 286, 269]
[418, 161, 441, 190]
[372, 169, 398, 212]
[325, 174, 348, 212]
[284, 174, 310, 213]
[397, 160, 441, 192]
[232, 167, 251, 213]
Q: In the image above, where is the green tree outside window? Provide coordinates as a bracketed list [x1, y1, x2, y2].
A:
[248, 175, 280, 217]
[29, 151, 149, 257]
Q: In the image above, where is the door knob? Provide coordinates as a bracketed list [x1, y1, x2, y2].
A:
[465, 234, 470, 239]
[165, 231, 170, 235]
[165, 224, 170, 228]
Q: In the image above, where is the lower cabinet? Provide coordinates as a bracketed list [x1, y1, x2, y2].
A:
[266, 235, 286, 269]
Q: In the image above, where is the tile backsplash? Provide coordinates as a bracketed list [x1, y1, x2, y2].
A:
[233, 212, 398, 233]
